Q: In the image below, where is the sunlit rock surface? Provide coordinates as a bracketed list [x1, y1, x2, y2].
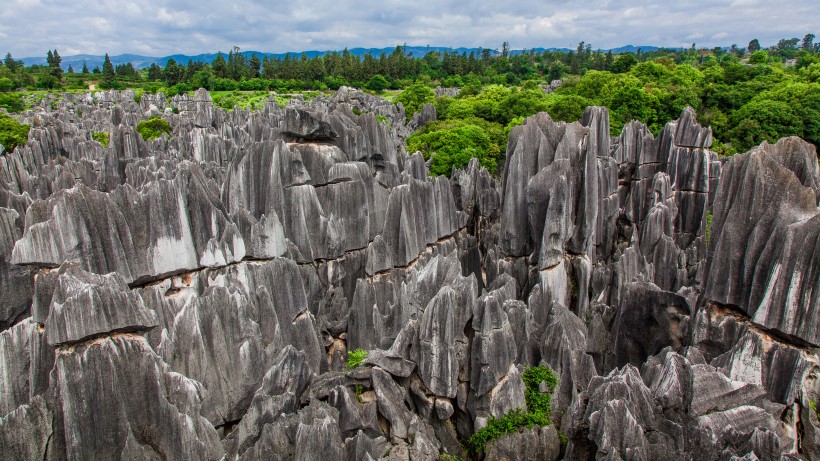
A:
[1, 88, 818, 460]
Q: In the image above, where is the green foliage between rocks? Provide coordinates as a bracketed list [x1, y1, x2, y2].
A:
[92, 131, 109, 148]
[0, 113, 30, 153]
[395, 83, 436, 121]
[135, 116, 171, 140]
[346, 348, 367, 370]
[467, 365, 558, 455]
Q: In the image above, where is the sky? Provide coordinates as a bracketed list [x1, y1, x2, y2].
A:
[2, 0, 818, 58]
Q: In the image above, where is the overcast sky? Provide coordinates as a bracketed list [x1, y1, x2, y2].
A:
[2, 0, 817, 58]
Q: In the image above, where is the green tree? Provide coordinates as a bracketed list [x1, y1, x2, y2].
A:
[748, 39, 761, 54]
[212, 53, 228, 79]
[0, 77, 13, 92]
[394, 83, 436, 120]
[803, 34, 816, 51]
[163, 59, 184, 86]
[249, 54, 261, 78]
[46, 49, 63, 82]
[0, 93, 23, 111]
[0, 113, 30, 153]
[3, 53, 20, 73]
[82, 62, 89, 74]
[136, 116, 172, 140]
[364, 74, 389, 92]
[727, 99, 803, 150]
[102, 53, 116, 87]
[749, 50, 768, 64]
[611, 53, 638, 73]
[407, 121, 497, 175]
[147, 63, 162, 81]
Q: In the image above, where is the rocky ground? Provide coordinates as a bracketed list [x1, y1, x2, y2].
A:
[0, 87, 818, 460]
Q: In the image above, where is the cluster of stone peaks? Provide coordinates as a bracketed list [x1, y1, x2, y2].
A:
[1, 87, 818, 460]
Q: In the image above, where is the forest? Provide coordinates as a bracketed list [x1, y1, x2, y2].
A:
[1, 35, 818, 174]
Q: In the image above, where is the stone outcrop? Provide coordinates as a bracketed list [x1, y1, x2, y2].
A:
[1, 89, 818, 460]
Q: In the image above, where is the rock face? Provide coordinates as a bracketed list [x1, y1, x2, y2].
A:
[1, 89, 818, 460]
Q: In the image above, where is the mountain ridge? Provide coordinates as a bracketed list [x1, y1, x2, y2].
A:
[19, 45, 664, 70]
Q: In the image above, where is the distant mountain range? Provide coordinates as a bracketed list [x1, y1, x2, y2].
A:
[20, 45, 664, 71]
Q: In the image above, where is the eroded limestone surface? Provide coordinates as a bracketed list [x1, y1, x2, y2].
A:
[1, 88, 818, 460]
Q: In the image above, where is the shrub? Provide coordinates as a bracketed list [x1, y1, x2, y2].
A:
[0, 93, 24, 112]
[346, 349, 367, 370]
[0, 113, 30, 153]
[92, 131, 109, 148]
[395, 83, 436, 120]
[365, 74, 390, 93]
[467, 365, 558, 454]
[136, 116, 171, 141]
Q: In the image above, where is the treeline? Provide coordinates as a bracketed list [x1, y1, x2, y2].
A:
[2, 35, 818, 94]
[405, 35, 820, 175]
[2, 35, 818, 167]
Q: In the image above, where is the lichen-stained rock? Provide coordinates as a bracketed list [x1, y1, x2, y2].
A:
[345, 430, 390, 461]
[11, 162, 246, 285]
[0, 207, 33, 329]
[583, 366, 658, 460]
[610, 281, 690, 369]
[55, 335, 224, 460]
[696, 406, 789, 458]
[485, 424, 560, 461]
[293, 400, 346, 461]
[5, 89, 820, 461]
[371, 366, 413, 440]
[226, 345, 313, 459]
[640, 348, 692, 411]
[44, 263, 159, 346]
[0, 259, 32, 330]
[501, 113, 590, 257]
[283, 107, 338, 141]
[470, 290, 517, 397]
[0, 319, 53, 416]
[0, 395, 52, 461]
[540, 303, 596, 412]
[157, 285, 269, 426]
[711, 328, 814, 406]
[418, 287, 462, 398]
[704, 138, 820, 345]
[380, 176, 463, 268]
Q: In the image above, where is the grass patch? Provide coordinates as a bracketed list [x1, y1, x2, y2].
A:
[211, 90, 271, 111]
[467, 365, 558, 455]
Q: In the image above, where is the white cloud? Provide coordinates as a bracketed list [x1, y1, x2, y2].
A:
[1, 0, 818, 57]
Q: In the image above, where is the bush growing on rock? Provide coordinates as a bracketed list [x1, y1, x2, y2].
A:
[0, 113, 29, 153]
[136, 116, 171, 140]
[346, 349, 367, 370]
[468, 365, 558, 454]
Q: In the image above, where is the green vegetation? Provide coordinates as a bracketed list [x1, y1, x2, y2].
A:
[345, 348, 368, 370]
[395, 83, 436, 121]
[705, 211, 713, 247]
[467, 365, 558, 455]
[0, 113, 30, 153]
[211, 90, 272, 111]
[811, 400, 819, 420]
[0, 92, 23, 112]
[135, 116, 171, 140]
[1, 34, 817, 163]
[91, 131, 109, 147]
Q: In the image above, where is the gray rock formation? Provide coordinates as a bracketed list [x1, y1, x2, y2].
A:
[1, 90, 818, 460]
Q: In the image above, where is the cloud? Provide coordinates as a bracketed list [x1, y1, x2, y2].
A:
[2, 0, 818, 57]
